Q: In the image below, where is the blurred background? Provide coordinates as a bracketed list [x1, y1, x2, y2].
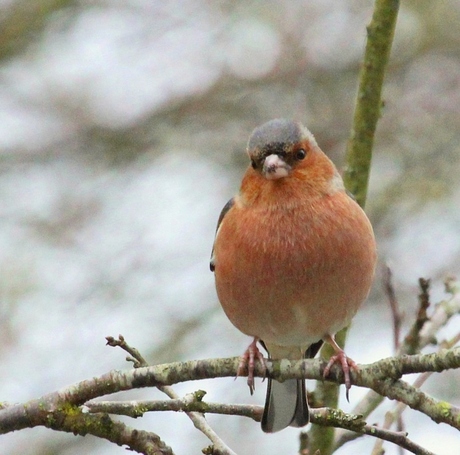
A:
[0, 0, 459, 454]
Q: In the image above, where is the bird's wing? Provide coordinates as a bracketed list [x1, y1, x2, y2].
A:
[209, 197, 235, 272]
[305, 339, 324, 358]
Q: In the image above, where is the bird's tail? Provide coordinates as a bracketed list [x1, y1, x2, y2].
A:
[261, 340, 323, 433]
[261, 378, 308, 433]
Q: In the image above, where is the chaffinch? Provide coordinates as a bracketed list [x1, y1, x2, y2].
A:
[210, 119, 376, 433]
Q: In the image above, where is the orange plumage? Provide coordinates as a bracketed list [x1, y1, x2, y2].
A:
[211, 119, 376, 432]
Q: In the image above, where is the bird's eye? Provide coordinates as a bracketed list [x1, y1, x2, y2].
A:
[251, 160, 257, 169]
[295, 149, 306, 160]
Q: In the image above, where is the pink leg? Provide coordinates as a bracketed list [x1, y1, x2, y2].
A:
[237, 337, 267, 395]
[323, 334, 358, 401]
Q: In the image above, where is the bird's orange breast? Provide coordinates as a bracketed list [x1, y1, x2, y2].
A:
[213, 181, 376, 348]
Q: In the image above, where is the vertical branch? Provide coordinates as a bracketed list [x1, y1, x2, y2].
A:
[343, 0, 400, 208]
[309, 1, 400, 454]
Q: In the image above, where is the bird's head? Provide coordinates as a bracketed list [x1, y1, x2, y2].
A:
[247, 119, 318, 181]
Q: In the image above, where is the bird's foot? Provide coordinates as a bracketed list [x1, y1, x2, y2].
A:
[237, 337, 267, 395]
[323, 335, 358, 401]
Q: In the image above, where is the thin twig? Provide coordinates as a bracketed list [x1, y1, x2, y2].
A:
[106, 334, 148, 368]
[417, 276, 460, 349]
[158, 386, 237, 455]
[107, 335, 237, 455]
[383, 264, 403, 351]
[382, 264, 405, 445]
[370, 372, 433, 455]
[86, 397, 261, 421]
[335, 275, 460, 448]
[402, 278, 431, 355]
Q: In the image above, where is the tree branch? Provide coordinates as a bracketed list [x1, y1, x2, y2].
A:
[0, 401, 173, 455]
[370, 372, 432, 455]
[1, 278, 458, 453]
[84, 400, 433, 455]
[338, 274, 460, 441]
[383, 263, 403, 351]
[157, 386, 237, 455]
[85, 395, 262, 421]
[343, 0, 400, 207]
[105, 335, 236, 454]
[401, 278, 431, 355]
[314, 1, 400, 451]
[1, 348, 459, 438]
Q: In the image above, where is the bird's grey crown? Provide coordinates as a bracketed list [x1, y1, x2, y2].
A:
[248, 119, 302, 151]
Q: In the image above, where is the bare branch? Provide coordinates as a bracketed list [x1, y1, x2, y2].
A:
[383, 264, 403, 351]
[86, 396, 262, 421]
[106, 334, 236, 454]
[0, 401, 173, 455]
[370, 372, 432, 455]
[86, 400, 434, 455]
[417, 276, 460, 350]
[2, 347, 459, 439]
[2, 278, 459, 453]
[401, 278, 431, 355]
[158, 386, 237, 455]
[106, 334, 149, 368]
[337, 274, 460, 441]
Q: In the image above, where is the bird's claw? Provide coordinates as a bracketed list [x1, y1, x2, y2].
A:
[237, 338, 267, 395]
[323, 350, 358, 401]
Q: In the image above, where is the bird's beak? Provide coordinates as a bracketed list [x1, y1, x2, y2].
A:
[262, 154, 291, 180]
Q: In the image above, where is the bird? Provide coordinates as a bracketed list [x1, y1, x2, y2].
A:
[210, 119, 377, 433]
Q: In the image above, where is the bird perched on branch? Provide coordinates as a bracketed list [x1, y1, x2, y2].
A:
[210, 119, 376, 433]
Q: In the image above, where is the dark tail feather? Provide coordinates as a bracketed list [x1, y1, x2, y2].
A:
[290, 378, 309, 427]
[261, 341, 322, 432]
[261, 378, 309, 433]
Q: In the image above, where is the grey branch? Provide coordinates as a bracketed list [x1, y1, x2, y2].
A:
[84, 400, 433, 455]
[1, 348, 459, 435]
